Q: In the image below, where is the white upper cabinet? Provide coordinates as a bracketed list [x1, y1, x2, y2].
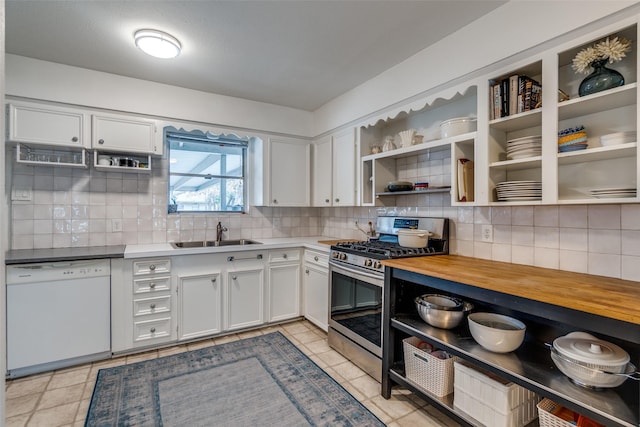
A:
[252, 136, 311, 206]
[92, 113, 161, 155]
[312, 128, 358, 206]
[7, 102, 89, 148]
[312, 135, 332, 206]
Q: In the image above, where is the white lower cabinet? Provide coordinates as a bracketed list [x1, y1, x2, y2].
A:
[303, 249, 329, 331]
[177, 272, 222, 340]
[115, 248, 306, 353]
[267, 249, 301, 323]
[226, 265, 265, 330]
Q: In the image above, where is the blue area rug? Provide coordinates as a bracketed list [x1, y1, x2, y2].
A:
[85, 332, 385, 426]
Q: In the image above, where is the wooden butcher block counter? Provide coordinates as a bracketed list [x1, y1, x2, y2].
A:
[382, 255, 640, 326]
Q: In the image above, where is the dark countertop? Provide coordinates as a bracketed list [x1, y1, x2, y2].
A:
[5, 245, 126, 264]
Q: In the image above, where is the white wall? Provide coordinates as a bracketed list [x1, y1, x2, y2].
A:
[313, 1, 639, 134]
[1, 0, 7, 420]
[6, 55, 314, 138]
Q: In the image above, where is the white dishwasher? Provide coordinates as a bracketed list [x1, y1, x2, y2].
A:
[6, 259, 111, 378]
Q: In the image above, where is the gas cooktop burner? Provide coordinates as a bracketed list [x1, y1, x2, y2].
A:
[333, 240, 437, 259]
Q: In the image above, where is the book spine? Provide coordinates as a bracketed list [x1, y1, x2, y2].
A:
[493, 83, 501, 119]
[500, 79, 509, 117]
[489, 83, 494, 120]
[509, 74, 519, 116]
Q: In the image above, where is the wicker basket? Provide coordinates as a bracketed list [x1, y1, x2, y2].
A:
[537, 398, 574, 427]
[403, 336, 459, 397]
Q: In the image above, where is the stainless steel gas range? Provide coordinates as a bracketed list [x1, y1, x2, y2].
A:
[327, 216, 449, 382]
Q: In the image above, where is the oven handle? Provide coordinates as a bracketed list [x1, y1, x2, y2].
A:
[329, 261, 384, 286]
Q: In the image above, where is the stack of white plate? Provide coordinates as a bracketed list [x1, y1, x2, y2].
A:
[600, 131, 636, 147]
[496, 181, 542, 201]
[506, 136, 542, 160]
[590, 187, 636, 199]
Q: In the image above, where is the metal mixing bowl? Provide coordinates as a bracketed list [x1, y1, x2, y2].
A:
[414, 294, 473, 329]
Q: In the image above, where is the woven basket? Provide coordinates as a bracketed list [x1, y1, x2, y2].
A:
[537, 398, 574, 427]
[403, 336, 459, 397]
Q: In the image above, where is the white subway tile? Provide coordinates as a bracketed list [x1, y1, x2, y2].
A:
[534, 227, 559, 249]
[621, 255, 640, 281]
[512, 206, 534, 226]
[588, 205, 620, 229]
[511, 245, 534, 266]
[558, 205, 588, 228]
[559, 250, 588, 274]
[621, 205, 640, 230]
[492, 244, 511, 263]
[474, 207, 491, 224]
[534, 247, 559, 269]
[621, 230, 640, 256]
[456, 223, 474, 241]
[588, 253, 621, 278]
[559, 228, 588, 251]
[588, 229, 621, 254]
[491, 206, 511, 225]
[511, 226, 534, 246]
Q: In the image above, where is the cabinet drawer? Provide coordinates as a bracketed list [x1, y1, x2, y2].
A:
[133, 259, 171, 275]
[133, 317, 172, 342]
[133, 295, 171, 317]
[304, 250, 329, 267]
[269, 249, 301, 263]
[133, 276, 171, 294]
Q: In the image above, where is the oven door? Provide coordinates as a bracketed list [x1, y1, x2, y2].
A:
[328, 261, 384, 358]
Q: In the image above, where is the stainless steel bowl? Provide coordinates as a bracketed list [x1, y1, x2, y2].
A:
[414, 294, 473, 329]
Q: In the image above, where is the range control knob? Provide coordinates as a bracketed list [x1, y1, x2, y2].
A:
[364, 259, 373, 267]
[332, 252, 339, 259]
[373, 261, 382, 269]
[339, 252, 348, 261]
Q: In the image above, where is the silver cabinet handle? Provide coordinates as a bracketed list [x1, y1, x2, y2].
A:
[98, 139, 105, 144]
[305, 269, 309, 274]
[283, 253, 288, 259]
[150, 303, 156, 309]
[232, 275, 237, 280]
[149, 282, 156, 289]
[227, 254, 263, 261]
[314, 256, 319, 261]
[325, 199, 330, 203]
[149, 264, 156, 271]
[273, 199, 278, 204]
[150, 327, 156, 333]
[335, 198, 340, 202]
[71, 136, 78, 142]
[211, 277, 216, 283]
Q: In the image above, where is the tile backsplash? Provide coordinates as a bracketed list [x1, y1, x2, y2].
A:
[7, 152, 640, 282]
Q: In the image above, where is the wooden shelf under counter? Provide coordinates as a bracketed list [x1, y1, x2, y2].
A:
[381, 255, 639, 427]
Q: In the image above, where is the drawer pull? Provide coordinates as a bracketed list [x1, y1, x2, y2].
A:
[211, 278, 216, 283]
[149, 264, 156, 271]
[232, 275, 237, 280]
[305, 269, 309, 274]
[71, 136, 78, 142]
[150, 303, 156, 309]
[227, 254, 263, 262]
[149, 282, 156, 289]
[283, 253, 288, 259]
[314, 256, 319, 261]
[150, 327, 156, 333]
[98, 138, 105, 144]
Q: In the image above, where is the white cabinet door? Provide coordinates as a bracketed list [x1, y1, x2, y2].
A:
[332, 128, 357, 206]
[92, 114, 160, 154]
[226, 266, 264, 330]
[8, 103, 89, 148]
[268, 263, 300, 322]
[269, 138, 310, 206]
[178, 273, 222, 340]
[304, 265, 328, 331]
[312, 136, 333, 206]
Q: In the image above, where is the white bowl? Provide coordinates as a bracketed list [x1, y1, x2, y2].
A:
[440, 117, 477, 139]
[468, 312, 526, 353]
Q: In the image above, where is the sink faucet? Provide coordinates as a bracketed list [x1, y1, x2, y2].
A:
[216, 221, 228, 242]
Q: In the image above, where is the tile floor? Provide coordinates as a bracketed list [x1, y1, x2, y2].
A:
[5, 320, 460, 427]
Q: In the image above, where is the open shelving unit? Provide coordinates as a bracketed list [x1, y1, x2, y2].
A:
[382, 267, 639, 427]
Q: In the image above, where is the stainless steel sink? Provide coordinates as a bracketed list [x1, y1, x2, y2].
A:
[171, 239, 262, 249]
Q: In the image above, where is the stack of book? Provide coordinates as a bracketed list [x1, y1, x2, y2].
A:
[489, 75, 541, 120]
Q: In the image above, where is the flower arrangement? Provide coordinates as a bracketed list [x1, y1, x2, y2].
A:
[572, 36, 632, 74]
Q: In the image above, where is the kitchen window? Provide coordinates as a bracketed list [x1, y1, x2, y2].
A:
[166, 127, 248, 212]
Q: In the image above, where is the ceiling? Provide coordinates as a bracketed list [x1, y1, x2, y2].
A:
[6, 0, 506, 111]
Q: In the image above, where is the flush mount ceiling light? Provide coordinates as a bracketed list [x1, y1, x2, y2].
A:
[134, 29, 181, 59]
